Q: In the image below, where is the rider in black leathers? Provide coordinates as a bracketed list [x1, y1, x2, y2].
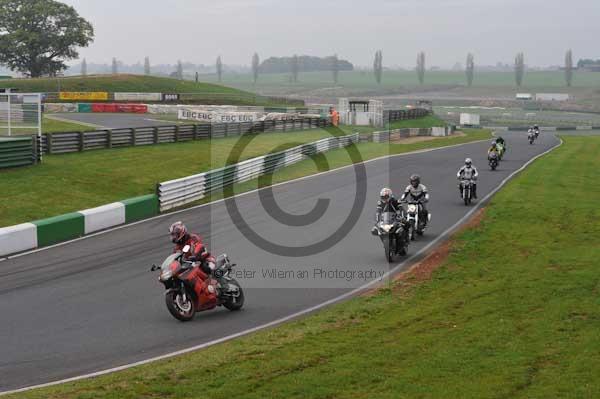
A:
[400, 174, 429, 222]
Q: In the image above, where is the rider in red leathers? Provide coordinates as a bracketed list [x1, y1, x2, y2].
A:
[169, 221, 217, 278]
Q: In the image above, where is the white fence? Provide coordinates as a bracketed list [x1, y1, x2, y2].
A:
[0, 93, 42, 136]
[158, 133, 359, 211]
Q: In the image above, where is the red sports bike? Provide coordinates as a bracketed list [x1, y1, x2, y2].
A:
[151, 245, 244, 322]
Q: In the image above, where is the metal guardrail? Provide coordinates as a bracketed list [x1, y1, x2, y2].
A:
[40, 118, 330, 154]
[372, 126, 456, 143]
[384, 108, 430, 122]
[157, 133, 359, 211]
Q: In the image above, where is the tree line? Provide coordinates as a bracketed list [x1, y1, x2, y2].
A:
[0, 0, 583, 88]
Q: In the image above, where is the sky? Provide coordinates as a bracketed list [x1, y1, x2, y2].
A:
[61, 0, 600, 68]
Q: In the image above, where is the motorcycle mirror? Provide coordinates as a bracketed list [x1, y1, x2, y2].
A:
[182, 244, 191, 253]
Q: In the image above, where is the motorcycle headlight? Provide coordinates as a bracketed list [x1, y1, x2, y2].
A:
[160, 269, 173, 281]
[408, 205, 417, 213]
[382, 224, 393, 233]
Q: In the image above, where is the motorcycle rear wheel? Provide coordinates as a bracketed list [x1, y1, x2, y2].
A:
[166, 290, 196, 322]
[223, 279, 245, 311]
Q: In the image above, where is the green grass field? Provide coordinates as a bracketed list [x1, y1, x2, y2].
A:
[0, 114, 476, 228]
[0, 74, 296, 106]
[9, 135, 598, 399]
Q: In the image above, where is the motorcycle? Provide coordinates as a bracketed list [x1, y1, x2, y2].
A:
[534, 129, 540, 139]
[403, 200, 430, 240]
[371, 211, 409, 262]
[528, 131, 535, 145]
[496, 142, 505, 160]
[488, 151, 499, 170]
[459, 179, 474, 206]
[151, 245, 244, 322]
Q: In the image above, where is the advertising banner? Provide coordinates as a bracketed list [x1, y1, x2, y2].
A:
[162, 93, 180, 102]
[178, 109, 260, 123]
[59, 92, 109, 101]
[114, 92, 162, 101]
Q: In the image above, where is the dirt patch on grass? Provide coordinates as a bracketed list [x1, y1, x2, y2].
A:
[390, 131, 466, 144]
[364, 208, 486, 297]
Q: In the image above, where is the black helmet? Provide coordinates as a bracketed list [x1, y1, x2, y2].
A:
[410, 174, 421, 187]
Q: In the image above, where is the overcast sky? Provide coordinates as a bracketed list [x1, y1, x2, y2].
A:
[61, 0, 599, 68]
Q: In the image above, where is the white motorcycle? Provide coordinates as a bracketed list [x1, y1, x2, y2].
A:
[403, 200, 431, 240]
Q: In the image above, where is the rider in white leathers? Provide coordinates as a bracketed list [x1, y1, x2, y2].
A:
[457, 158, 479, 199]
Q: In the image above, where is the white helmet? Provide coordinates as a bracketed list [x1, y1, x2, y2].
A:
[380, 187, 393, 203]
[465, 158, 472, 166]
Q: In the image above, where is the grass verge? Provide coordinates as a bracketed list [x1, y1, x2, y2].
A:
[9, 135, 599, 399]
[0, 116, 95, 136]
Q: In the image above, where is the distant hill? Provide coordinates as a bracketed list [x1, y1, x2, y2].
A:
[0, 74, 301, 106]
[260, 56, 353, 74]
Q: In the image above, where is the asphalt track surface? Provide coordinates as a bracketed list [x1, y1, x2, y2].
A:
[0, 131, 560, 392]
[51, 113, 176, 129]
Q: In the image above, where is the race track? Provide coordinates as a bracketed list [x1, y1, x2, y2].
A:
[0, 131, 560, 392]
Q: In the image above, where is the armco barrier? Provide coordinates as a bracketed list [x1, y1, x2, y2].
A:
[157, 133, 359, 211]
[0, 195, 159, 257]
[373, 126, 454, 143]
[40, 118, 329, 155]
[384, 108, 429, 122]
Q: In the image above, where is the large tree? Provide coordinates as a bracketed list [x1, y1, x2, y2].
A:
[565, 49, 573, 87]
[0, 0, 94, 77]
[465, 53, 474, 87]
[416, 51, 426, 84]
[251, 52, 260, 84]
[514, 52, 525, 87]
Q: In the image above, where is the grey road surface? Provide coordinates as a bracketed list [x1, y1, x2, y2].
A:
[0, 131, 560, 392]
[50, 113, 176, 129]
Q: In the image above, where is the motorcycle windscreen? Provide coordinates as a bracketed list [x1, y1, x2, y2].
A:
[380, 212, 396, 225]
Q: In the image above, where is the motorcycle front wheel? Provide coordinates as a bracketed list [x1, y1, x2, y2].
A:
[383, 237, 394, 262]
[166, 289, 196, 322]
